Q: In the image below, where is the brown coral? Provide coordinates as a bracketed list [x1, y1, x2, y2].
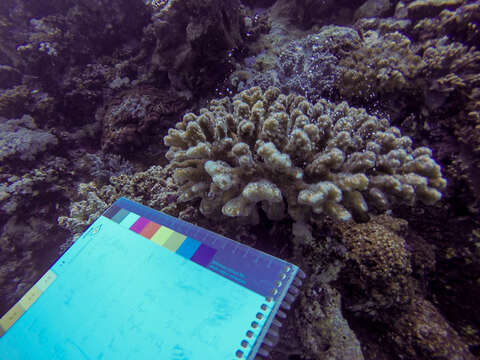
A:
[337, 215, 413, 318]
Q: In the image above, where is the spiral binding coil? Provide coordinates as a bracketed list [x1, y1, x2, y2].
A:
[234, 267, 306, 359]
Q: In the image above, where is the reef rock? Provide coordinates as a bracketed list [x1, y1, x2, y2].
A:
[147, 0, 245, 92]
[0, 115, 58, 162]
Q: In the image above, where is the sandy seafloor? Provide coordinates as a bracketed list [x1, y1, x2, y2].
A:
[1, 0, 480, 359]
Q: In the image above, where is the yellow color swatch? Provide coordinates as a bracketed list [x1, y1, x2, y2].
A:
[0, 304, 24, 333]
[35, 270, 57, 292]
[19, 286, 42, 311]
[150, 226, 174, 246]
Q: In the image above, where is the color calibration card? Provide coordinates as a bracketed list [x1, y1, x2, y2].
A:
[0, 198, 301, 360]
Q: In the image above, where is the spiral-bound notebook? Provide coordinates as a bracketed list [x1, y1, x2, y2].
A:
[0, 197, 304, 359]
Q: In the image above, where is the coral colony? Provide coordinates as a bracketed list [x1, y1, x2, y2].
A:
[164, 87, 446, 231]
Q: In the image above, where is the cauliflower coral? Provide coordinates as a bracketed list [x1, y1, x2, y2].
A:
[164, 87, 446, 226]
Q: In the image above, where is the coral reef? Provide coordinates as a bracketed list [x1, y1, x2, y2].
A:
[0, 115, 58, 162]
[403, 0, 464, 20]
[145, 0, 245, 92]
[268, 0, 365, 30]
[0, 159, 66, 216]
[410, 2, 480, 45]
[353, 0, 393, 20]
[337, 30, 425, 99]
[228, 23, 426, 119]
[290, 213, 476, 360]
[297, 282, 364, 359]
[72, 151, 135, 184]
[58, 63, 112, 126]
[422, 37, 480, 104]
[0, 65, 21, 88]
[0, 212, 69, 317]
[395, 198, 480, 356]
[0, 86, 30, 119]
[0, 154, 71, 315]
[101, 86, 189, 153]
[421, 37, 480, 164]
[1, 0, 480, 358]
[58, 166, 179, 238]
[14, 0, 150, 78]
[388, 297, 475, 360]
[296, 267, 364, 359]
[233, 25, 361, 100]
[337, 215, 413, 319]
[436, 2, 480, 46]
[396, 1, 480, 206]
[164, 86, 446, 228]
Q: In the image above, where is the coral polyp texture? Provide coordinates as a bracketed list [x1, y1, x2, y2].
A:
[338, 30, 425, 99]
[164, 87, 447, 225]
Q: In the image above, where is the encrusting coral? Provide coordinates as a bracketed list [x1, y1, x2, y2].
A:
[164, 87, 447, 229]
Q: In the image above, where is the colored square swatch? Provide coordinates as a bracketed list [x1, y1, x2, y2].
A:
[140, 222, 161, 239]
[35, 271, 56, 292]
[191, 244, 217, 267]
[19, 287, 42, 311]
[102, 205, 120, 219]
[163, 232, 186, 252]
[130, 217, 149, 234]
[0, 305, 24, 333]
[150, 227, 173, 246]
[111, 208, 129, 223]
[176, 237, 201, 259]
[119, 213, 140, 228]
